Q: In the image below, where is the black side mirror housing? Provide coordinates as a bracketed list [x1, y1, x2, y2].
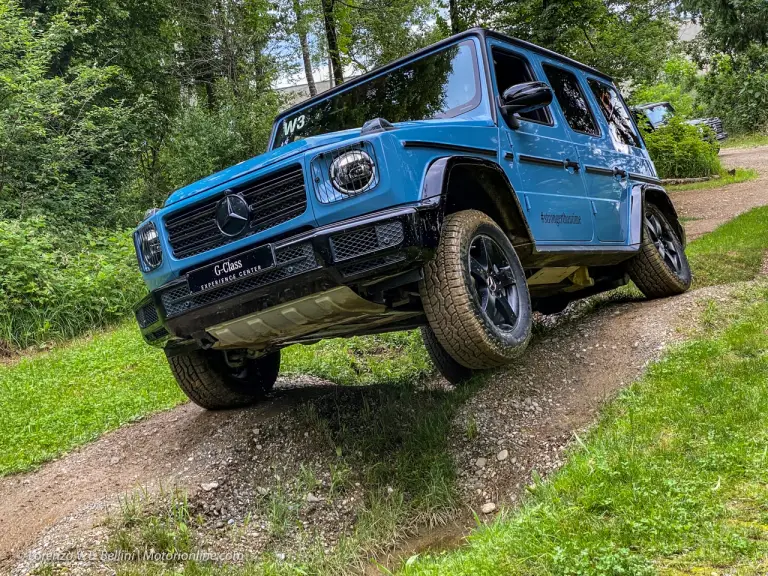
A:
[500, 81, 553, 128]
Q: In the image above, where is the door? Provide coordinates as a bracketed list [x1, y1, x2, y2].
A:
[490, 45, 594, 243]
[586, 78, 650, 242]
[541, 63, 628, 243]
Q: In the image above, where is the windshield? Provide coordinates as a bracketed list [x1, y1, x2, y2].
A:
[272, 40, 481, 149]
[644, 104, 674, 127]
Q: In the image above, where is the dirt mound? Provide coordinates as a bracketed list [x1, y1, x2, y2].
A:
[3, 285, 735, 575]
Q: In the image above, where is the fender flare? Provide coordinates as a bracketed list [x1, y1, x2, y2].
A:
[638, 183, 686, 247]
[420, 155, 534, 245]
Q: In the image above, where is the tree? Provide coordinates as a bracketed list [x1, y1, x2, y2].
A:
[293, 0, 317, 96]
[680, 0, 768, 53]
[321, 0, 344, 84]
[449, 0, 461, 33]
[0, 0, 149, 227]
[475, 0, 679, 85]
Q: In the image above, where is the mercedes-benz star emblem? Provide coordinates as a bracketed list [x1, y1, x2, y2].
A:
[215, 193, 250, 237]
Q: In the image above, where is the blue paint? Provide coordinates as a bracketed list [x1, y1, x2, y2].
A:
[137, 30, 662, 292]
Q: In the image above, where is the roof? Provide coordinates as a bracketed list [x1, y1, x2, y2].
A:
[273, 28, 615, 126]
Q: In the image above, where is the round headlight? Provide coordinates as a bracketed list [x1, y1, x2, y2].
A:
[135, 222, 163, 271]
[329, 150, 376, 195]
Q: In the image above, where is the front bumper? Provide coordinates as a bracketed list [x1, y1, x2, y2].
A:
[133, 204, 441, 349]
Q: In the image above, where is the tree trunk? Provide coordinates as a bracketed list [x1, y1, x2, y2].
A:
[449, 0, 461, 34]
[293, 0, 317, 96]
[320, 0, 344, 85]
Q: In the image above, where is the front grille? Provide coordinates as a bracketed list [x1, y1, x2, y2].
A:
[165, 165, 308, 259]
[329, 221, 404, 262]
[136, 303, 159, 328]
[160, 243, 318, 318]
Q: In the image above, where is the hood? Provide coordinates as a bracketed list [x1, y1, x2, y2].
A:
[164, 130, 361, 207]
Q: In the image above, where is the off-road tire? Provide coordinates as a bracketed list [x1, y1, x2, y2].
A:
[420, 210, 532, 370]
[167, 349, 280, 410]
[627, 203, 692, 299]
[421, 326, 475, 385]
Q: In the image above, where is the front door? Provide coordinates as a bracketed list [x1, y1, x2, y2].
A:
[491, 45, 594, 243]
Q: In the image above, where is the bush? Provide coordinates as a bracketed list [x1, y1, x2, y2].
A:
[0, 218, 144, 348]
[643, 116, 722, 179]
[630, 57, 704, 119]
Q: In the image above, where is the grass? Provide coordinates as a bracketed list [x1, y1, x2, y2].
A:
[721, 133, 768, 149]
[687, 205, 768, 287]
[281, 330, 431, 386]
[0, 324, 431, 476]
[666, 167, 757, 192]
[401, 282, 768, 575]
[0, 323, 185, 476]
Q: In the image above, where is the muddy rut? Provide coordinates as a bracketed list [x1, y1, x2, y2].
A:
[1, 146, 767, 574]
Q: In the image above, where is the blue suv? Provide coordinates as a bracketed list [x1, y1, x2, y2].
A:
[133, 29, 691, 409]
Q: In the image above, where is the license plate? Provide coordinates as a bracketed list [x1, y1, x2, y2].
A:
[187, 245, 275, 294]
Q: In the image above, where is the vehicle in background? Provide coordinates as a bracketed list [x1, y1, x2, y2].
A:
[633, 101, 728, 142]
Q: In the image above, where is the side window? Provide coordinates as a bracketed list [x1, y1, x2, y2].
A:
[542, 65, 599, 137]
[492, 49, 551, 125]
[588, 80, 641, 148]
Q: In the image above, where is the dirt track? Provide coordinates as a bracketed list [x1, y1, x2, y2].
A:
[1, 146, 767, 574]
[672, 146, 768, 239]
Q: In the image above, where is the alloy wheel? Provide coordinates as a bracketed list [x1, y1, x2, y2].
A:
[645, 212, 684, 276]
[468, 235, 521, 331]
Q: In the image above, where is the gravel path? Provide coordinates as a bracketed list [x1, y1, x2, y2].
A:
[3, 146, 768, 574]
[672, 146, 768, 240]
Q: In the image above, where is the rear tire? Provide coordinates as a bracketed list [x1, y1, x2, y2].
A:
[420, 210, 532, 370]
[421, 326, 475, 385]
[167, 349, 280, 410]
[627, 203, 691, 299]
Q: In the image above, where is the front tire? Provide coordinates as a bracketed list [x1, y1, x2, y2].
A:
[420, 210, 532, 370]
[627, 203, 692, 299]
[421, 326, 475, 385]
[167, 349, 280, 410]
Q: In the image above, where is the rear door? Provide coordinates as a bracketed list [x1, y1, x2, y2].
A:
[541, 62, 628, 243]
[489, 43, 594, 243]
[586, 78, 653, 242]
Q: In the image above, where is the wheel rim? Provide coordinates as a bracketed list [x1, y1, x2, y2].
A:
[468, 235, 521, 332]
[645, 211, 684, 275]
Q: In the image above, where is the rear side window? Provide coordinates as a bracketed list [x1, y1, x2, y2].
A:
[543, 65, 599, 136]
[588, 80, 641, 148]
[492, 49, 551, 125]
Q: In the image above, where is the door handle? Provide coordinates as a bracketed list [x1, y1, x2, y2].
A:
[613, 167, 627, 178]
[564, 159, 581, 172]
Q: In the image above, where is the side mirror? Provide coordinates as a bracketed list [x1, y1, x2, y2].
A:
[500, 81, 553, 128]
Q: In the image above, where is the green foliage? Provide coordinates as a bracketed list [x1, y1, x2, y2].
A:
[642, 115, 721, 178]
[0, 218, 144, 348]
[403, 285, 768, 575]
[0, 0, 152, 228]
[698, 45, 768, 136]
[680, 0, 768, 53]
[162, 85, 283, 190]
[466, 0, 679, 85]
